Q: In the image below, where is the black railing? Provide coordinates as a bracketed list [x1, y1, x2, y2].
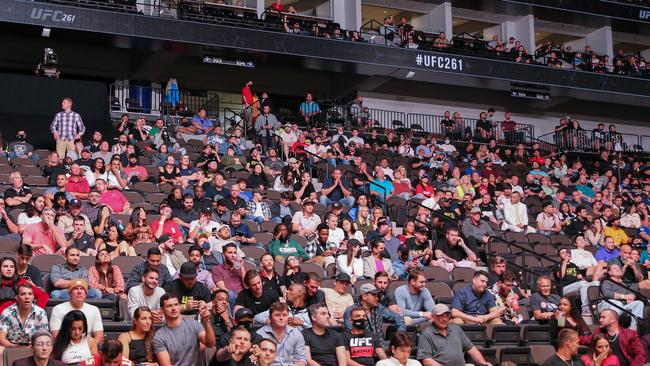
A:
[343, 170, 388, 214]
[537, 129, 645, 153]
[597, 277, 650, 333]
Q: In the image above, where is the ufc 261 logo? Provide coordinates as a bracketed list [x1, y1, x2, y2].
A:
[30, 8, 76, 23]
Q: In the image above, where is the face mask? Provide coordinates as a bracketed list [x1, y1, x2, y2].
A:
[17, 135, 25, 141]
[201, 242, 210, 250]
[352, 319, 367, 329]
[239, 321, 252, 330]
[445, 140, 450, 145]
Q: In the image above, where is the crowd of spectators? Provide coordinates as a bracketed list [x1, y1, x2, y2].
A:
[1, 89, 650, 366]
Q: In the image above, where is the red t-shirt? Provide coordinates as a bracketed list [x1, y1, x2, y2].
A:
[22, 223, 63, 255]
[100, 190, 128, 213]
[415, 183, 434, 198]
[150, 220, 183, 244]
[80, 354, 133, 366]
[271, 3, 284, 11]
[242, 85, 253, 105]
[66, 176, 90, 194]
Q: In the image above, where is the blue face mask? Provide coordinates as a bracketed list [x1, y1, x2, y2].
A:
[201, 242, 210, 250]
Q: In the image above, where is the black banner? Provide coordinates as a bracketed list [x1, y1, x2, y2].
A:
[2, 0, 650, 98]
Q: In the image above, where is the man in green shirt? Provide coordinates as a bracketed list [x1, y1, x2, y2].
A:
[268, 223, 309, 262]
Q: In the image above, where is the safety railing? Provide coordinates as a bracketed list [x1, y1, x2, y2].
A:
[343, 170, 388, 214]
[597, 277, 650, 334]
[538, 129, 645, 153]
[109, 83, 219, 119]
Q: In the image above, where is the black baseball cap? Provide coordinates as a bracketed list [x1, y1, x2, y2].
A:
[179, 262, 197, 278]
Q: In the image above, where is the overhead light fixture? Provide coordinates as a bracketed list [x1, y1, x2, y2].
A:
[41, 27, 51, 37]
[406, 70, 415, 78]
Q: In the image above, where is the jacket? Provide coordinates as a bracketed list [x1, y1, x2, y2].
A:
[362, 255, 394, 278]
[580, 327, 646, 366]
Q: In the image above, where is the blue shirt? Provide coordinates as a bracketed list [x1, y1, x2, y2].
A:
[299, 101, 320, 116]
[229, 223, 253, 239]
[595, 247, 620, 262]
[370, 178, 394, 197]
[192, 115, 213, 131]
[638, 225, 650, 247]
[321, 177, 351, 201]
[451, 284, 496, 316]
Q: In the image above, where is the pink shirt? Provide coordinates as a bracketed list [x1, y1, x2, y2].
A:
[22, 223, 63, 255]
[124, 166, 148, 182]
[149, 220, 183, 244]
[100, 190, 128, 213]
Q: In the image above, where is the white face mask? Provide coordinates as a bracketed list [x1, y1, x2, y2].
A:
[445, 140, 450, 145]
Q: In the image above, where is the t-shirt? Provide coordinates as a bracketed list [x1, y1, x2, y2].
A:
[235, 288, 279, 314]
[554, 262, 580, 285]
[433, 239, 467, 261]
[4, 186, 32, 210]
[65, 232, 95, 253]
[22, 223, 63, 255]
[530, 293, 560, 314]
[542, 354, 585, 366]
[163, 279, 212, 315]
[342, 331, 382, 366]
[49, 302, 103, 335]
[153, 319, 204, 366]
[99, 190, 128, 213]
[302, 328, 345, 366]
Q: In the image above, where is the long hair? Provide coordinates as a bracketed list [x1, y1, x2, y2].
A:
[94, 249, 115, 288]
[129, 207, 146, 228]
[132, 306, 156, 362]
[94, 158, 106, 174]
[0, 257, 17, 282]
[561, 296, 590, 336]
[52, 310, 88, 360]
[25, 195, 44, 218]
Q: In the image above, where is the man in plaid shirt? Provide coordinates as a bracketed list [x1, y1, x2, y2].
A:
[304, 223, 338, 268]
[245, 190, 272, 224]
[50, 97, 86, 159]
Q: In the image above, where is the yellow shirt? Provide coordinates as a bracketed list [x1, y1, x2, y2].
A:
[603, 226, 629, 246]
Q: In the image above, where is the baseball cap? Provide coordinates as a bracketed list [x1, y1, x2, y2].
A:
[470, 206, 482, 214]
[68, 279, 88, 292]
[421, 173, 429, 179]
[348, 239, 362, 247]
[433, 303, 451, 315]
[158, 234, 172, 243]
[70, 199, 82, 207]
[438, 197, 449, 203]
[302, 198, 316, 206]
[288, 157, 298, 164]
[235, 308, 254, 320]
[377, 218, 391, 227]
[415, 226, 429, 234]
[335, 273, 351, 283]
[180, 262, 197, 278]
[200, 207, 213, 216]
[332, 202, 342, 209]
[359, 283, 379, 295]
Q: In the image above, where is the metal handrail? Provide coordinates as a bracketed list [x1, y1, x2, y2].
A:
[597, 277, 650, 331]
[342, 170, 388, 213]
[537, 128, 644, 153]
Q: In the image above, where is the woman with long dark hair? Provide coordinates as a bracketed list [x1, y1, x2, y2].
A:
[246, 163, 268, 190]
[281, 256, 306, 288]
[117, 306, 157, 365]
[557, 296, 590, 336]
[166, 186, 183, 210]
[341, 217, 364, 243]
[88, 249, 126, 301]
[335, 239, 363, 283]
[581, 333, 620, 366]
[52, 192, 70, 218]
[0, 257, 49, 313]
[95, 224, 135, 258]
[123, 207, 153, 245]
[91, 158, 108, 185]
[273, 168, 296, 192]
[52, 310, 98, 365]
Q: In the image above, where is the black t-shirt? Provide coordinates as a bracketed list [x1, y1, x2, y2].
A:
[554, 262, 580, 285]
[75, 158, 95, 169]
[542, 354, 585, 366]
[43, 164, 68, 186]
[477, 119, 492, 132]
[305, 289, 326, 307]
[441, 119, 454, 128]
[302, 328, 345, 366]
[342, 331, 382, 366]
[4, 186, 32, 210]
[524, 183, 543, 195]
[434, 207, 458, 222]
[434, 239, 467, 261]
[163, 279, 212, 315]
[293, 182, 315, 199]
[217, 329, 264, 349]
[261, 273, 282, 296]
[405, 237, 431, 264]
[609, 336, 630, 366]
[235, 288, 279, 314]
[65, 232, 95, 253]
[209, 353, 255, 366]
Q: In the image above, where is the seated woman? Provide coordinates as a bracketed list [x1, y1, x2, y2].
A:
[335, 240, 364, 284]
[93, 205, 120, 241]
[557, 296, 590, 336]
[123, 207, 154, 245]
[246, 164, 268, 190]
[52, 310, 98, 366]
[0, 257, 48, 313]
[166, 187, 183, 210]
[95, 224, 135, 258]
[376, 332, 422, 366]
[52, 192, 70, 218]
[581, 333, 620, 366]
[88, 249, 127, 301]
[117, 306, 157, 365]
[273, 169, 296, 192]
[158, 156, 181, 187]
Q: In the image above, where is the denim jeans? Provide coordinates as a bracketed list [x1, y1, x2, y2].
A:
[319, 195, 355, 208]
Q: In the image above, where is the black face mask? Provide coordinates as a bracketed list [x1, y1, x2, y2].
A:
[352, 319, 367, 329]
[17, 135, 25, 141]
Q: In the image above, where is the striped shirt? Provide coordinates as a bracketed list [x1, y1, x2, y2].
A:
[50, 111, 86, 141]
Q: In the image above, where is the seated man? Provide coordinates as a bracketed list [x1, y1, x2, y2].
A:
[530, 275, 560, 325]
[95, 179, 130, 214]
[176, 108, 214, 135]
[450, 270, 504, 325]
[599, 262, 645, 330]
[394, 269, 435, 326]
[0, 284, 49, 360]
[536, 202, 563, 235]
[555, 247, 602, 316]
[321, 274, 354, 326]
[501, 192, 536, 233]
[342, 283, 406, 340]
[579, 309, 647, 365]
[22, 208, 66, 255]
[50, 247, 102, 300]
[319, 169, 355, 207]
[164, 262, 212, 316]
[433, 227, 478, 271]
[150, 205, 184, 244]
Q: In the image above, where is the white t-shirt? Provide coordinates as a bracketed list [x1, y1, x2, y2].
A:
[17, 213, 41, 227]
[328, 228, 345, 247]
[127, 284, 166, 319]
[50, 302, 103, 335]
[376, 357, 422, 366]
[571, 249, 598, 269]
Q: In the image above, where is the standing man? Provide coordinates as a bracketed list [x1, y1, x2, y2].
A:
[417, 304, 493, 366]
[254, 104, 279, 153]
[154, 294, 216, 366]
[50, 97, 85, 159]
